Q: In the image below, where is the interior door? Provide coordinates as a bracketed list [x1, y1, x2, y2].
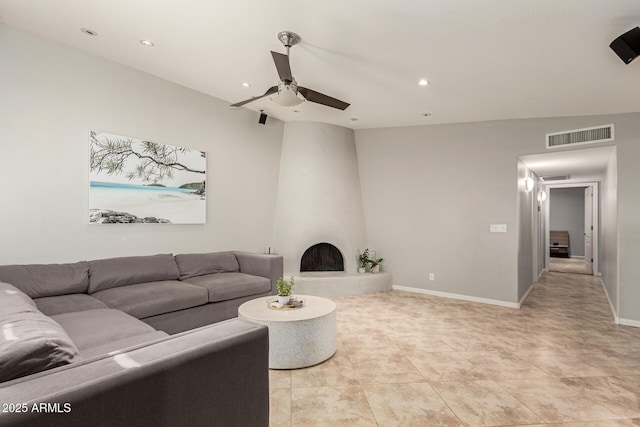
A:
[584, 186, 593, 274]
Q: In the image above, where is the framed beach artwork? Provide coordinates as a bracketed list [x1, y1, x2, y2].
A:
[89, 131, 206, 224]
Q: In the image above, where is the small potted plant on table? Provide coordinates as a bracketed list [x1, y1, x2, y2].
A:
[276, 276, 294, 305]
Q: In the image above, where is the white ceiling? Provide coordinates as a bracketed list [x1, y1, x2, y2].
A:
[1, 0, 639, 130]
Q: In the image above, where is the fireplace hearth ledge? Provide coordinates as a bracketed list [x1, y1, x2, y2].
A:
[292, 272, 392, 297]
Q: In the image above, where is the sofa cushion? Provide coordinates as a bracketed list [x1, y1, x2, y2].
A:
[0, 285, 81, 383]
[79, 331, 169, 359]
[0, 281, 36, 311]
[91, 280, 208, 319]
[175, 252, 240, 280]
[51, 308, 157, 351]
[184, 272, 271, 303]
[88, 254, 180, 293]
[35, 294, 109, 316]
[0, 262, 89, 298]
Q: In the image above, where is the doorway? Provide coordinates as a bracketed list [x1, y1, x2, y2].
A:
[546, 183, 597, 275]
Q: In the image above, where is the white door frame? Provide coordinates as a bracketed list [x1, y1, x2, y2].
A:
[543, 181, 599, 275]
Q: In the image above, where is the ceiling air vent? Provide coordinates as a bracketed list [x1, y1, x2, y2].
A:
[541, 175, 571, 181]
[546, 124, 614, 149]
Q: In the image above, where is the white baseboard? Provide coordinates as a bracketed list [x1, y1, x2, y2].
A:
[519, 284, 535, 307]
[619, 318, 640, 328]
[571, 255, 585, 259]
[392, 285, 520, 309]
[600, 278, 620, 324]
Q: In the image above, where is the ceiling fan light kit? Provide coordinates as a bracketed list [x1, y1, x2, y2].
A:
[231, 31, 349, 111]
[271, 80, 304, 107]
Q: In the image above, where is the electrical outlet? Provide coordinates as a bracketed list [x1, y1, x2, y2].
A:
[429, 273, 435, 281]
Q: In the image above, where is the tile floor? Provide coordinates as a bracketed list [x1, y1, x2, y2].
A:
[269, 272, 640, 426]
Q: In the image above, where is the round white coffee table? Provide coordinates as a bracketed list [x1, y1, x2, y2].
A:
[238, 295, 337, 369]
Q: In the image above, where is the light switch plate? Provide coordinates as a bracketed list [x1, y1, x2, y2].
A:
[490, 224, 507, 233]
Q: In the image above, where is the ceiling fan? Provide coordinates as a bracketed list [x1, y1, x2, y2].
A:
[231, 31, 350, 111]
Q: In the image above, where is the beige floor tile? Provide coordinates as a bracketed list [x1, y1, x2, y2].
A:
[270, 369, 291, 389]
[408, 351, 487, 382]
[456, 350, 550, 380]
[290, 354, 359, 388]
[270, 388, 291, 427]
[498, 377, 623, 423]
[363, 382, 462, 426]
[440, 332, 513, 352]
[290, 385, 377, 427]
[526, 420, 640, 426]
[352, 354, 425, 384]
[515, 349, 612, 378]
[431, 379, 542, 426]
[390, 332, 456, 353]
[560, 376, 640, 418]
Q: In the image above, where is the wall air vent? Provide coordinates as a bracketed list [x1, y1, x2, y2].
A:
[546, 124, 614, 149]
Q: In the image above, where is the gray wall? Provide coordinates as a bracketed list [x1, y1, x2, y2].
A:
[355, 113, 640, 315]
[517, 160, 535, 301]
[600, 149, 618, 315]
[549, 187, 586, 257]
[617, 122, 640, 325]
[0, 24, 284, 264]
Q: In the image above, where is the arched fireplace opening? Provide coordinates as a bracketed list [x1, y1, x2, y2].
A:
[300, 243, 344, 272]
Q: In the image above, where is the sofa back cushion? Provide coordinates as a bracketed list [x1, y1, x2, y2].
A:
[88, 254, 179, 293]
[0, 282, 81, 383]
[174, 252, 240, 280]
[0, 262, 89, 299]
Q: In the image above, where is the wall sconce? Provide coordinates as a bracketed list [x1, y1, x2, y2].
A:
[538, 190, 547, 202]
[525, 177, 534, 192]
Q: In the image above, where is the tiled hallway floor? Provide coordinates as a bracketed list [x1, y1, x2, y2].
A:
[269, 272, 640, 426]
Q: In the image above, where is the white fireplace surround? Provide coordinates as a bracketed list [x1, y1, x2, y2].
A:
[271, 121, 392, 296]
[272, 121, 368, 276]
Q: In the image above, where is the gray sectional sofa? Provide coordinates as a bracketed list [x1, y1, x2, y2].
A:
[0, 251, 283, 427]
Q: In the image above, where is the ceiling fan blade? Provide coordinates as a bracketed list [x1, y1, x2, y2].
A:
[298, 87, 350, 110]
[271, 51, 293, 82]
[230, 86, 278, 108]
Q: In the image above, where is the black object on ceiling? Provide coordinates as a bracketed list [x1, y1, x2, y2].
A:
[610, 26, 640, 64]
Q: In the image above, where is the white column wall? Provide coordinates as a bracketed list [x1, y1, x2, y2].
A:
[272, 122, 368, 275]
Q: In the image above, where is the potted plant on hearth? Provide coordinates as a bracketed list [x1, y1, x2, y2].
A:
[369, 256, 384, 273]
[276, 276, 294, 305]
[358, 249, 370, 273]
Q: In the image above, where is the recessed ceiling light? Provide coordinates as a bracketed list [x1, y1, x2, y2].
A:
[81, 28, 98, 36]
[140, 40, 155, 47]
[422, 113, 432, 117]
[418, 79, 430, 86]
[241, 82, 251, 88]
[350, 117, 359, 121]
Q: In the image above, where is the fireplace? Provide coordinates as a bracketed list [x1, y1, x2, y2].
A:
[300, 243, 344, 272]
